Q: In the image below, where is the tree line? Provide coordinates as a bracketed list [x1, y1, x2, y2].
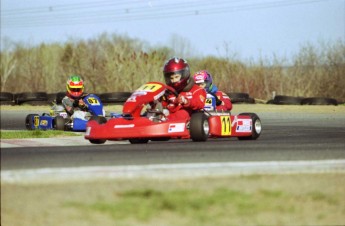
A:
[1, 33, 344, 102]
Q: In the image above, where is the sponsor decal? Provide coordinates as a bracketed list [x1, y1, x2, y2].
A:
[114, 124, 135, 128]
[86, 97, 100, 105]
[205, 98, 213, 105]
[168, 123, 185, 133]
[59, 112, 68, 118]
[126, 97, 137, 102]
[220, 116, 231, 136]
[236, 119, 252, 132]
[200, 95, 205, 102]
[34, 116, 39, 128]
[154, 90, 166, 100]
[126, 96, 137, 102]
[195, 74, 205, 82]
[40, 120, 48, 126]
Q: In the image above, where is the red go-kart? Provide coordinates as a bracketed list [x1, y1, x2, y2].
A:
[84, 81, 262, 144]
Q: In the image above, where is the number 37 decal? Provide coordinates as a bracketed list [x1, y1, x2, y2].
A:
[220, 116, 231, 136]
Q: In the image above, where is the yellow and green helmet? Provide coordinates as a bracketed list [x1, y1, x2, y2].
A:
[66, 75, 84, 98]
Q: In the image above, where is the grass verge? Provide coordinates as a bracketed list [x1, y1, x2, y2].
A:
[1, 173, 344, 226]
[0, 130, 82, 139]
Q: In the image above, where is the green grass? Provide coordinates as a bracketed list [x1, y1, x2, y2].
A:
[64, 188, 292, 222]
[2, 174, 344, 226]
[0, 130, 82, 139]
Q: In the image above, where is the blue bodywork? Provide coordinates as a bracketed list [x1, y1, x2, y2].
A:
[25, 94, 106, 131]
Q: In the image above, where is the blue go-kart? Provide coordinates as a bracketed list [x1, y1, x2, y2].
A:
[25, 93, 119, 131]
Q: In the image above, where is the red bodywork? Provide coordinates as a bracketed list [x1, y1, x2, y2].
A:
[84, 82, 254, 141]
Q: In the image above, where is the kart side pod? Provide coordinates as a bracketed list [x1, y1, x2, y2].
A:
[207, 112, 262, 140]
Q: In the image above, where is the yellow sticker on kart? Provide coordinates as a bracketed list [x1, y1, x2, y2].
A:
[34, 115, 39, 128]
[220, 116, 231, 136]
[205, 98, 213, 105]
[137, 83, 162, 92]
[86, 97, 100, 105]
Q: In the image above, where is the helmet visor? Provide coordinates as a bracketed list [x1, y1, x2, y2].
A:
[70, 88, 83, 93]
[164, 70, 186, 85]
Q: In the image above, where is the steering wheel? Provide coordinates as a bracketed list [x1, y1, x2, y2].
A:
[164, 85, 178, 97]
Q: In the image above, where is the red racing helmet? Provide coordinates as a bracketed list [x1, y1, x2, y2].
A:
[163, 57, 191, 92]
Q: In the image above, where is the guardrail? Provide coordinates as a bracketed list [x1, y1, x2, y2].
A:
[0, 92, 341, 106]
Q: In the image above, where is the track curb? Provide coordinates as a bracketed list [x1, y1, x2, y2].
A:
[2, 160, 345, 184]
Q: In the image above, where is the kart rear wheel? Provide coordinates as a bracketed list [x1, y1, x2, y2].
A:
[25, 114, 39, 130]
[190, 112, 209, 142]
[238, 113, 262, 140]
[129, 139, 149, 144]
[54, 116, 65, 130]
[88, 116, 107, 144]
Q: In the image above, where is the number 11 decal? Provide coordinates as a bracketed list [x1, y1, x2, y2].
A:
[220, 116, 231, 136]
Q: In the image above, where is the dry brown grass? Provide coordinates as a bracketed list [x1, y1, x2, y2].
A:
[1, 36, 344, 102]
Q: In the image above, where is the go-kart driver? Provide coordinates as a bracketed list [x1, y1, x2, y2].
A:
[193, 70, 232, 111]
[62, 75, 88, 118]
[162, 57, 207, 120]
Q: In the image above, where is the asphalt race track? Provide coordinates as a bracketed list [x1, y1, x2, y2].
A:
[1, 108, 345, 171]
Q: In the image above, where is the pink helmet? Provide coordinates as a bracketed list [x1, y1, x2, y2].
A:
[193, 70, 213, 92]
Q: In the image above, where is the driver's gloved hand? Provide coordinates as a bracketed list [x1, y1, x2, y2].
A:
[79, 103, 88, 111]
[176, 94, 190, 107]
[73, 99, 79, 107]
[216, 98, 223, 106]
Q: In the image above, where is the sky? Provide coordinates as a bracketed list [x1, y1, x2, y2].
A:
[1, 0, 344, 61]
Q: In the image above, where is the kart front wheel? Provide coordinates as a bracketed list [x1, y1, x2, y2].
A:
[25, 114, 39, 130]
[54, 116, 65, 130]
[129, 139, 149, 144]
[238, 113, 262, 140]
[190, 112, 209, 142]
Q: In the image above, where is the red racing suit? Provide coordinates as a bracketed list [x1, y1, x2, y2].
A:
[163, 84, 207, 120]
[213, 91, 232, 111]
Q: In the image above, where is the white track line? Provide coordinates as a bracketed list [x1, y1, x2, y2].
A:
[2, 160, 345, 184]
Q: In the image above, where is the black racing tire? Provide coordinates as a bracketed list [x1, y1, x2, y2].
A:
[56, 92, 66, 104]
[0, 92, 14, 101]
[266, 99, 274, 104]
[53, 116, 65, 131]
[0, 101, 15, 105]
[15, 92, 48, 105]
[25, 114, 39, 130]
[88, 116, 107, 144]
[227, 92, 249, 99]
[190, 112, 209, 142]
[272, 95, 303, 105]
[246, 97, 255, 104]
[150, 137, 171, 142]
[301, 97, 338, 106]
[129, 139, 149, 144]
[227, 92, 250, 103]
[238, 113, 262, 140]
[19, 100, 51, 106]
[47, 93, 57, 104]
[100, 92, 132, 104]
